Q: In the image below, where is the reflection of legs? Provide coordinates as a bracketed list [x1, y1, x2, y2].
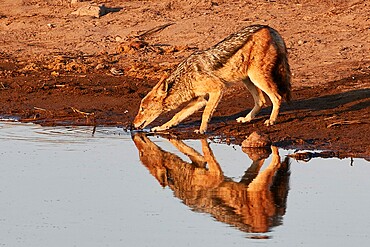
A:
[247, 146, 281, 192]
[169, 138, 206, 167]
[237, 78, 266, 123]
[152, 97, 207, 132]
[240, 160, 264, 185]
[200, 139, 223, 176]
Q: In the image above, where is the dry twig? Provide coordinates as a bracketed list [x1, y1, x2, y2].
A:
[327, 120, 363, 128]
[135, 23, 174, 39]
[34, 106, 47, 111]
[71, 107, 94, 117]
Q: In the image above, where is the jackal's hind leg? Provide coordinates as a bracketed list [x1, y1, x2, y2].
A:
[248, 71, 282, 126]
[151, 97, 207, 132]
[237, 78, 266, 123]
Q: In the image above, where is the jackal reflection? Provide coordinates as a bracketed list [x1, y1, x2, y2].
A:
[132, 133, 290, 234]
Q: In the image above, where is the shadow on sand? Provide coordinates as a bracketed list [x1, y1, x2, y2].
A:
[223, 87, 370, 123]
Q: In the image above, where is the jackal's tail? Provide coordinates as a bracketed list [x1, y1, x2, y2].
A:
[273, 50, 292, 102]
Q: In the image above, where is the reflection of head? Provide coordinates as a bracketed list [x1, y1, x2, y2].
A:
[132, 133, 169, 187]
[132, 133, 291, 236]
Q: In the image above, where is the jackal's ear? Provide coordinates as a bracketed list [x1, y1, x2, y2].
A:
[155, 73, 169, 96]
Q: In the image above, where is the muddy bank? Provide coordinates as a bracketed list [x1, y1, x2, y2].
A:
[0, 61, 369, 159]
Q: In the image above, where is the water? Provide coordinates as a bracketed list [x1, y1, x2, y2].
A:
[0, 122, 369, 247]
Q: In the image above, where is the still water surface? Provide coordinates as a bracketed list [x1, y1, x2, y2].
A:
[0, 122, 369, 247]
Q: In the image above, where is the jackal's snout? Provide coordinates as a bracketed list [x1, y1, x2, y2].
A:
[132, 118, 146, 129]
[132, 112, 148, 129]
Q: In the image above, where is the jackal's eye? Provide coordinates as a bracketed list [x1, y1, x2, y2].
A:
[140, 107, 145, 112]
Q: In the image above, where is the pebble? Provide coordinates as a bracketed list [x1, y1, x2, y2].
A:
[71, 4, 107, 18]
[241, 131, 272, 148]
[47, 23, 56, 29]
[110, 67, 124, 76]
[95, 63, 106, 70]
[115, 36, 123, 42]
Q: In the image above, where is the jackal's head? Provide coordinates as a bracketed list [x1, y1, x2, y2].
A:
[133, 74, 168, 129]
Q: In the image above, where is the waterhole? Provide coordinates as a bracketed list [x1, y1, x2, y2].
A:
[0, 122, 369, 246]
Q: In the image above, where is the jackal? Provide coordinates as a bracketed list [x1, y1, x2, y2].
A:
[133, 25, 291, 134]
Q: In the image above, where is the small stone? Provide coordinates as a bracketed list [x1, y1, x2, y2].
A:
[110, 67, 124, 76]
[95, 63, 106, 70]
[47, 23, 56, 28]
[71, 4, 107, 18]
[241, 131, 271, 148]
[115, 36, 123, 42]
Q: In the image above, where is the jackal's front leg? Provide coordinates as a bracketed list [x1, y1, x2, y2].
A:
[169, 138, 206, 167]
[196, 91, 223, 134]
[151, 97, 207, 132]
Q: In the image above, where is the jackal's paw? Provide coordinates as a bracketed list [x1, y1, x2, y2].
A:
[151, 125, 169, 132]
[236, 116, 252, 123]
[264, 119, 276, 126]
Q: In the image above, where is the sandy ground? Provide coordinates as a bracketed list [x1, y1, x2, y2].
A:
[0, 0, 369, 158]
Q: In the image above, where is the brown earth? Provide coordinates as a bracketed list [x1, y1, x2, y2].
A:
[0, 0, 369, 159]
